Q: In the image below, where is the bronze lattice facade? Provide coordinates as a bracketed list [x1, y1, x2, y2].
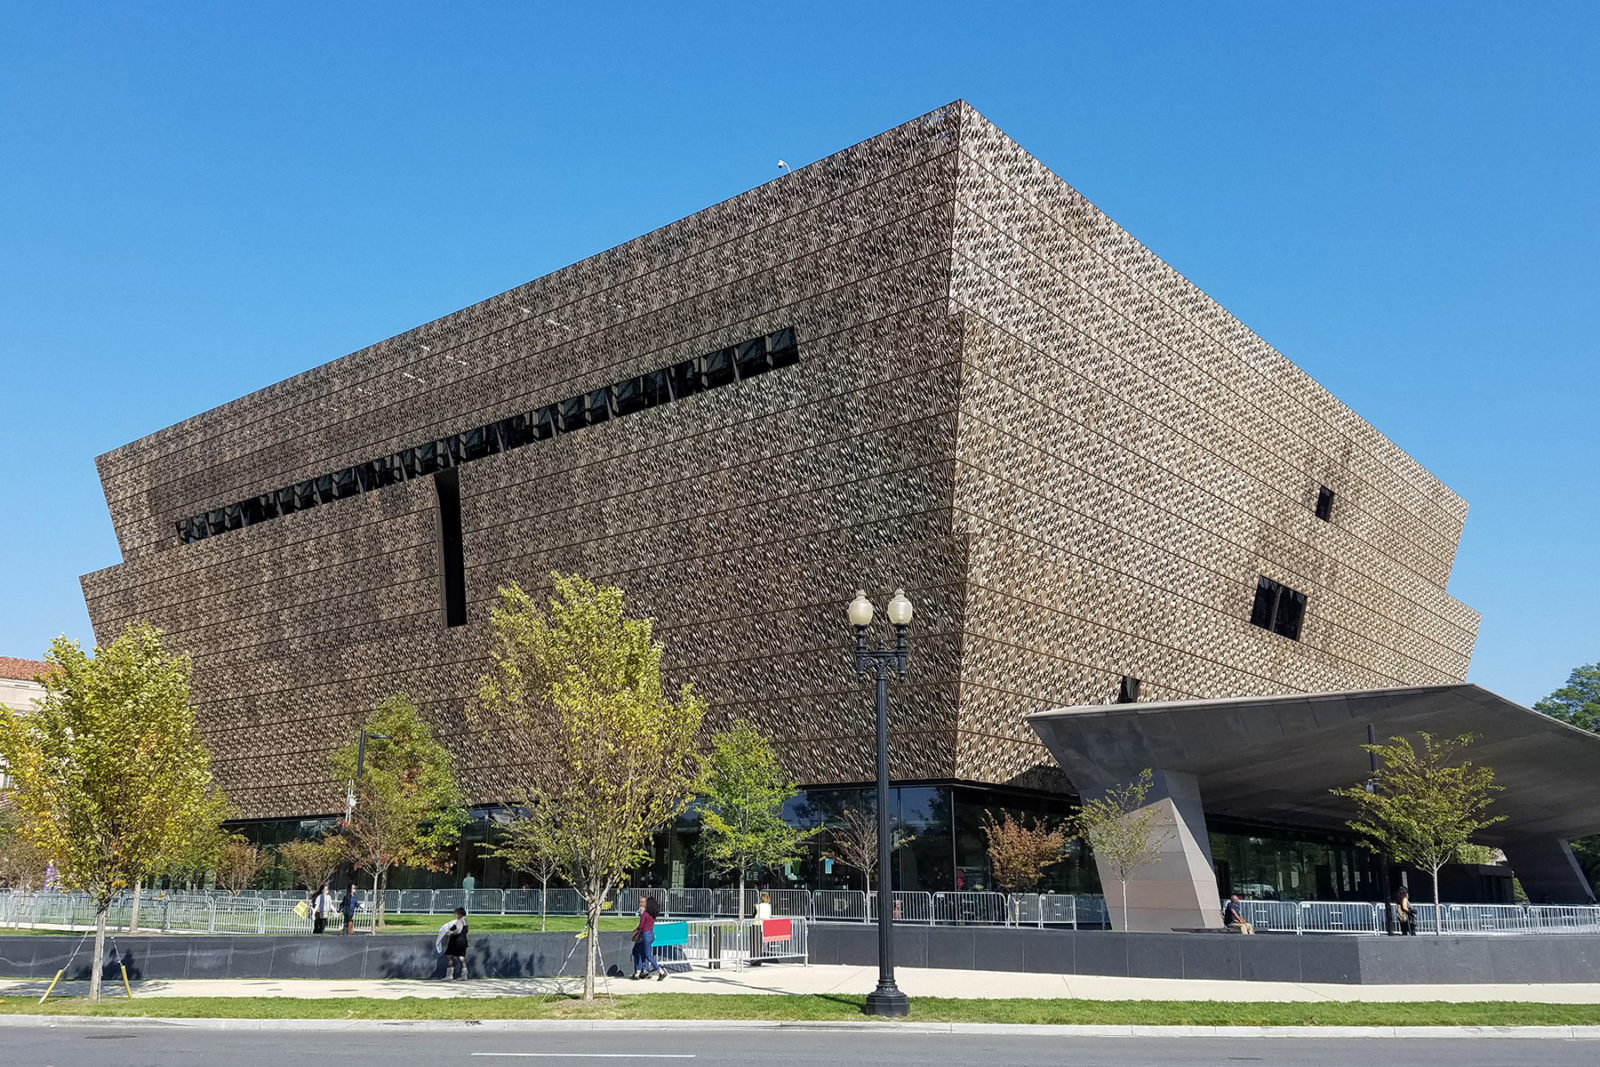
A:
[82, 103, 1478, 821]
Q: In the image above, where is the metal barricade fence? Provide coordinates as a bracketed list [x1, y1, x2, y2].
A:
[867, 891, 933, 924]
[1445, 903, 1534, 933]
[1530, 905, 1600, 930]
[502, 889, 540, 914]
[468, 889, 504, 915]
[677, 918, 809, 969]
[1236, 900, 1301, 934]
[544, 888, 583, 916]
[397, 889, 433, 914]
[812, 889, 868, 922]
[1008, 893, 1080, 928]
[1075, 895, 1110, 929]
[1299, 901, 1384, 934]
[931, 891, 1007, 925]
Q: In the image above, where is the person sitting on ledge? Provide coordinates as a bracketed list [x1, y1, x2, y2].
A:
[1223, 893, 1255, 934]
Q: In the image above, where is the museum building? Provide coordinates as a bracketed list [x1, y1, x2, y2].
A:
[81, 103, 1599, 911]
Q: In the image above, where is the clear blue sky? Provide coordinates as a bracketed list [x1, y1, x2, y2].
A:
[2, 2, 1595, 706]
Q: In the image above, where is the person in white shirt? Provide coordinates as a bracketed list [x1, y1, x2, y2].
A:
[755, 892, 773, 920]
[311, 885, 333, 935]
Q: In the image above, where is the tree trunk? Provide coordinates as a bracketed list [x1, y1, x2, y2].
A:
[1120, 879, 1129, 932]
[738, 870, 746, 919]
[539, 876, 548, 933]
[90, 907, 107, 1003]
[128, 880, 142, 935]
[582, 899, 600, 1000]
[372, 868, 383, 929]
[1432, 866, 1443, 935]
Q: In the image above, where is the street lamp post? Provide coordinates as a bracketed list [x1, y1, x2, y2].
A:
[344, 731, 391, 822]
[848, 587, 914, 1018]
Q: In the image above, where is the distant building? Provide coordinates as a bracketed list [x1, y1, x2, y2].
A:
[81, 103, 1589, 910]
[0, 657, 48, 791]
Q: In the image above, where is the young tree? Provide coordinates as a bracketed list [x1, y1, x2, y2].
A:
[490, 804, 563, 931]
[1332, 732, 1505, 933]
[981, 810, 1066, 892]
[0, 625, 223, 1001]
[1072, 769, 1172, 932]
[696, 720, 814, 914]
[216, 838, 268, 894]
[475, 575, 704, 999]
[137, 785, 230, 931]
[277, 838, 346, 894]
[825, 806, 914, 893]
[331, 694, 467, 927]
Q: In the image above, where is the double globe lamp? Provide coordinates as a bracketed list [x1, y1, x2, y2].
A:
[846, 586, 913, 1017]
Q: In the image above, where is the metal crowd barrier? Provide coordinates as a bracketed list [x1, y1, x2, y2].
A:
[677, 917, 809, 969]
[11, 888, 1597, 936]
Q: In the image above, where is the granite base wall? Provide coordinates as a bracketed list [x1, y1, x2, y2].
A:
[7, 926, 1598, 985]
[807, 924, 1600, 985]
[0, 931, 637, 982]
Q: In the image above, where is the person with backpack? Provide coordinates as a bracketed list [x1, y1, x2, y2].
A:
[436, 906, 470, 978]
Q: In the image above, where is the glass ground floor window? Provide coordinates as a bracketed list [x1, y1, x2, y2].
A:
[1207, 817, 1387, 902]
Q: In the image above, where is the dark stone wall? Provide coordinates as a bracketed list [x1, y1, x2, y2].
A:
[807, 923, 1600, 985]
[0, 931, 636, 982]
[9, 926, 1600, 985]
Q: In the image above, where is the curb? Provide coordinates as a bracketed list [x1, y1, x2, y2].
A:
[3, 1016, 1600, 1039]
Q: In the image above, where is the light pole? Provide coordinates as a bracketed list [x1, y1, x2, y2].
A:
[344, 731, 391, 822]
[848, 586, 914, 1018]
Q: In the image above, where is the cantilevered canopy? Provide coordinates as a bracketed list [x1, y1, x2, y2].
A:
[1028, 685, 1600, 846]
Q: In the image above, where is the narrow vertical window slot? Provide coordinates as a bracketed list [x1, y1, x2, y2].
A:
[436, 468, 467, 628]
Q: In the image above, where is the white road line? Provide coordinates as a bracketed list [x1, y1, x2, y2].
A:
[470, 1055, 694, 1060]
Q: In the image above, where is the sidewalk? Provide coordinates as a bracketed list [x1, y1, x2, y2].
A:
[5, 965, 1600, 1003]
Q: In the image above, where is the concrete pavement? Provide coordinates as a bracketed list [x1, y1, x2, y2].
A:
[5, 964, 1600, 1003]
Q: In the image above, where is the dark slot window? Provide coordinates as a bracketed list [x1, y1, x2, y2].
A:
[173, 324, 798, 546]
[612, 376, 648, 416]
[1315, 486, 1335, 522]
[496, 413, 531, 450]
[461, 426, 497, 462]
[1117, 676, 1141, 704]
[332, 467, 358, 499]
[558, 394, 587, 432]
[703, 346, 737, 387]
[669, 357, 703, 400]
[435, 468, 467, 628]
[734, 336, 770, 379]
[642, 368, 672, 406]
[768, 326, 798, 368]
[1250, 576, 1307, 641]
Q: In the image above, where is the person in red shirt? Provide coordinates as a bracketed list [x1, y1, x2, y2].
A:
[631, 896, 664, 980]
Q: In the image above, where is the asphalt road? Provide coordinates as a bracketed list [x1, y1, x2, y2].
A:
[4, 1027, 1599, 1067]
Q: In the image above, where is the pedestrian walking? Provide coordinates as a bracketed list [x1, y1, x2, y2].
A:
[631, 895, 664, 980]
[340, 884, 359, 935]
[311, 884, 332, 935]
[436, 907, 470, 979]
[1394, 887, 1417, 935]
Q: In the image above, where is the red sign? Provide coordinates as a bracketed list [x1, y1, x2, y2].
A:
[762, 918, 792, 942]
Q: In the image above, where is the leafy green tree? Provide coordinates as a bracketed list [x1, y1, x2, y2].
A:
[331, 694, 467, 927]
[0, 797, 48, 888]
[1072, 770, 1172, 932]
[475, 575, 704, 999]
[0, 625, 222, 1001]
[697, 720, 814, 913]
[1534, 664, 1600, 892]
[1534, 663, 1600, 733]
[1332, 732, 1505, 933]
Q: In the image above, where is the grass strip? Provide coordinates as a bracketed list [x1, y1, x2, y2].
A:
[374, 914, 634, 934]
[1, 994, 1598, 1026]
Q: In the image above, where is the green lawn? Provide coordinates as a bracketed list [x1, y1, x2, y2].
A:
[374, 914, 635, 934]
[1, 994, 1598, 1026]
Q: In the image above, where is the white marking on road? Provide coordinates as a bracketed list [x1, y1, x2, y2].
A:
[470, 1056, 693, 1060]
